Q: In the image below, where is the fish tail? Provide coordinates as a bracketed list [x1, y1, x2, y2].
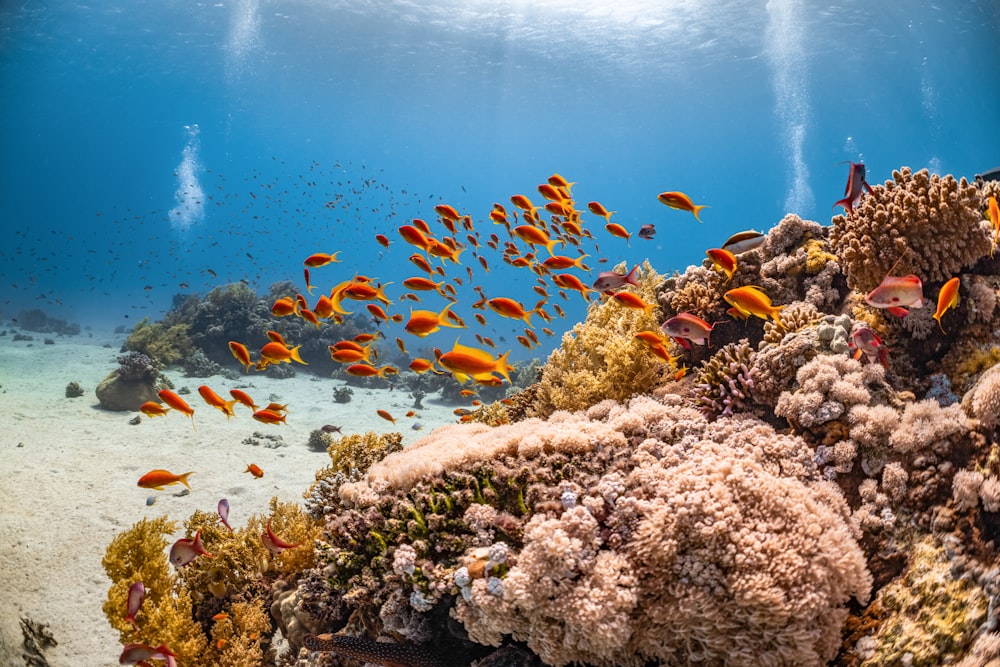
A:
[692, 205, 708, 222]
[290, 345, 309, 365]
[494, 351, 513, 384]
[771, 306, 784, 328]
[178, 472, 195, 490]
[223, 400, 238, 419]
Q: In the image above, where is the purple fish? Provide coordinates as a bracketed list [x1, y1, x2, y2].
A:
[833, 161, 874, 216]
[218, 498, 233, 532]
[592, 264, 639, 292]
[169, 530, 213, 567]
[124, 581, 144, 632]
[637, 224, 656, 240]
[118, 642, 177, 665]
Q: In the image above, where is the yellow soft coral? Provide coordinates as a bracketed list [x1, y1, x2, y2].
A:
[124, 317, 194, 366]
[529, 261, 667, 417]
[102, 516, 209, 663]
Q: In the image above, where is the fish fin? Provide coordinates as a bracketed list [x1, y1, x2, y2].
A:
[178, 472, 195, 490]
[692, 205, 708, 222]
[494, 350, 513, 384]
[290, 345, 308, 365]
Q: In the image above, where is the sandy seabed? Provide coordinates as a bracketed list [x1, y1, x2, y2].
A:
[0, 329, 458, 666]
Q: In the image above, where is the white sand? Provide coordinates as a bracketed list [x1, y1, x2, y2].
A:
[0, 331, 459, 666]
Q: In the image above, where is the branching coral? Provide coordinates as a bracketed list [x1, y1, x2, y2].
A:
[964, 362, 1000, 430]
[775, 354, 888, 430]
[529, 262, 667, 417]
[830, 167, 990, 293]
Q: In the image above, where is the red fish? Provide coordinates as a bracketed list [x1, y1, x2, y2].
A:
[865, 274, 924, 317]
[849, 326, 889, 369]
[833, 161, 874, 216]
[661, 312, 718, 346]
[218, 498, 233, 532]
[124, 581, 144, 632]
[118, 643, 177, 665]
[261, 519, 302, 554]
[592, 265, 639, 292]
[169, 530, 213, 567]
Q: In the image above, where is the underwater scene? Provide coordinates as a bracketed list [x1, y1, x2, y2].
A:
[2, 0, 1000, 665]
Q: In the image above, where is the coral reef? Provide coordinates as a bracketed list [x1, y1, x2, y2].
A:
[830, 167, 990, 293]
[64, 381, 84, 398]
[125, 318, 194, 367]
[529, 262, 667, 417]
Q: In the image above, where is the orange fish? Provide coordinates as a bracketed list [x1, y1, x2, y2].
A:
[271, 297, 298, 318]
[932, 277, 960, 334]
[228, 341, 253, 373]
[510, 194, 539, 216]
[408, 357, 437, 374]
[658, 191, 708, 221]
[705, 248, 737, 281]
[604, 222, 631, 245]
[587, 201, 614, 222]
[138, 469, 193, 491]
[547, 173, 575, 192]
[158, 390, 195, 429]
[399, 225, 432, 251]
[402, 276, 446, 295]
[724, 286, 783, 325]
[303, 251, 341, 268]
[229, 389, 257, 411]
[542, 254, 589, 271]
[375, 233, 392, 249]
[434, 204, 461, 221]
[404, 303, 464, 337]
[552, 273, 593, 299]
[244, 463, 264, 478]
[252, 409, 287, 425]
[376, 409, 396, 424]
[197, 385, 238, 420]
[260, 341, 308, 365]
[612, 291, 657, 316]
[139, 401, 169, 418]
[345, 363, 396, 378]
[989, 196, 1000, 255]
[487, 297, 536, 325]
[438, 340, 513, 384]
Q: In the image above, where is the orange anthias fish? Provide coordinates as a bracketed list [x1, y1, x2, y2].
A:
[932, 277, 960, 334]
[724, 286, 784, 325]
[612, 291, 657, 316]
[244, 463, 264, 478]
[376, 409, 396, 424]
[865, 274, 924, 318]
[657, 191, 708, 222]
[303, 251, 341, 268]
[404, 303, 464, 337]
[138, 469, 193, 491]
[252, 409, 287, 425]
[438, 340, 514, 384]
[705, 248, 737, 281]
[169, 530, 213, 567]
[197, 385, 238, 420]
[124, 581, 144, 632]
[989, 196, 1000, 253]
[487, 297, 536, 325]
[139, 401, 169, 418]
[604, 222, 631, 245]
[587, 201, 615, 222]
[260, 341, 308, 365]
[229, 389, 257, 411]
[513, 225, 561, 256]
[158, 389, 195, 429]
[228, 341, 253, 373]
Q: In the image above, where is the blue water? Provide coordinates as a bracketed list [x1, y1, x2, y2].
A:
[1, 0, 998, 359]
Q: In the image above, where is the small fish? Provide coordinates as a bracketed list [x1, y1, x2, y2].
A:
[137, 469, 193, 491]
[661, 312, 718, 346]
[198, 385, 237, 420]
[227, 342, 253, 372]
[118, 643, 177, 665]
[404, 303, 463, 337]
[124, 581, 144, 632]
[229, 389, 257, 411]
[261, 518, 302, 554]
[611, 291, 657, 316]
[145, 496, 157, 506]
[169, 530, 213, 567]
[438, 340, 513, 384]
[260, 341, 308, 365]
[705, 248, 737, 281]
[833, 161, 874, 216]
[376, 409, 397, 424]
[303, 251, 341, 268]
[411, 421, 424, 431]
[724, 286, 784, 325]
[252, 408, 287, 425]
[321, 424, 343, 434]
[157, 389, 195, 429]
[865, 274, 924, 317]
[245, 463, 264, 478]
[721, 230, 766, 254]
[212, 612, 230, 622]
[487, 297, 536, 325]
[989, 196, 1000, 252]
[592, 265, 640, 292]
[637, 224, 656, 240]
[218, 498, 233, 532]
[657, 191, 708, 221]
[849, 326, 889, 369]
[604, 222, 631, 245]
[139, 401, 169, 418]
[932, 277, 960, 334]
[587, 201, 615, 222]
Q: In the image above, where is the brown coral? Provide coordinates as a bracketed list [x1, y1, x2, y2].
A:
[830, 167, 990, 293]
